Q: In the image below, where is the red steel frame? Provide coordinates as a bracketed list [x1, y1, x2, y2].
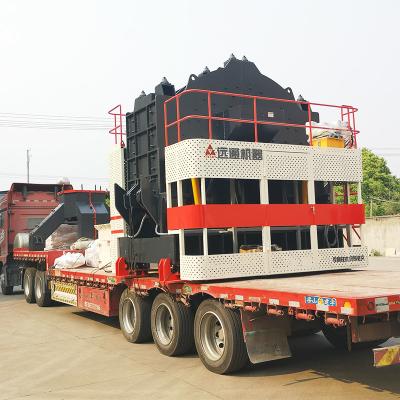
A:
[163, 89, 359, 147]
[108, 105, 126, 147]
[163, 90, 362, 232]
[167, 203, 365, 230]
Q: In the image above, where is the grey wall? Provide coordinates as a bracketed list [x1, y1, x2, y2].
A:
[364, 216, 400, 256]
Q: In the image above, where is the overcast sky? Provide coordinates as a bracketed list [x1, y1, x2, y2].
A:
[1, 0, 399, 190]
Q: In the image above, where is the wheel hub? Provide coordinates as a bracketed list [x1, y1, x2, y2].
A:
[35, 276, 42, 299]
[200, 311, 226, 361]
[155, 303, 174, 345]
[122, 298, 136, 334]
[24, 274, 30, 296]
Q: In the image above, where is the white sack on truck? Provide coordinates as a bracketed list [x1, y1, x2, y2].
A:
[84, 239, 111, 269]
[45, 224, 79, 250]
[85, 240, 100, 268]
[53, 252, 85, 269]
[70, 237, 94, 250]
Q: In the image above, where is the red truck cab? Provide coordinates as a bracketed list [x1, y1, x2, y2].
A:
[0, 182, 72, 294]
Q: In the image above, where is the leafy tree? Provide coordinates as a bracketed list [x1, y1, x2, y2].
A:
[104, 193, 110, 208]
[362, 148, 400, 216]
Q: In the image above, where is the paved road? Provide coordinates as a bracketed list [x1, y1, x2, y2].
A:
[0, 258, 399, 400]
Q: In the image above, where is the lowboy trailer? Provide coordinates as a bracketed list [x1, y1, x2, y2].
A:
[12, 56, 400, 374]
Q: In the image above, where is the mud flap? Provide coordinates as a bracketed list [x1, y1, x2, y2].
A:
[241, 309, 292, 364]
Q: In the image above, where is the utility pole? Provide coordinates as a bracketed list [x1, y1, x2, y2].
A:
[370, 198, 373, 217]
[26, 149, 30, 183]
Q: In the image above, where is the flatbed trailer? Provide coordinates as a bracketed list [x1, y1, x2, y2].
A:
[11, 57, 400, 373]
[13, 248, 400, 373]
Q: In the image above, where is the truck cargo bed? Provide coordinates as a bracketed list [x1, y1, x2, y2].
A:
[45, 259, 400, 318]
[212, 269, 400, 298]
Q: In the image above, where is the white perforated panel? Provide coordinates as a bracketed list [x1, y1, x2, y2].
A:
[109, 145, 126, 270]
[109, 146, 125, 216]
[265, 151, 310, 180]
[180, 252, 267, 281]
[317, 246, 368, 269]
[165, 139, 362, 183]
[180, 246, 368, 281]
[269, 250, 314, 274]
[312, 147, 362, 182]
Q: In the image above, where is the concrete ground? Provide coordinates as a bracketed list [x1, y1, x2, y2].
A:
[0, 258, 399, 400]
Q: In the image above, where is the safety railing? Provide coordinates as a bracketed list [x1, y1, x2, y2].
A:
[163, 89, 359, 148]
[108, 104, 126, 147]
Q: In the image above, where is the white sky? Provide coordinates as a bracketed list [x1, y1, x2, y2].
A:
[1, 0, 399, 190]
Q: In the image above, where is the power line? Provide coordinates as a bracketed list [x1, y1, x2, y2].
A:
[369, 148, 400, 150]
[0, 123, 109, 131]
[0, 171, 108, 181]
[0, 119, 108, 125]
[0, 111, 115, 132]
[369, 196, 400, 205]
[0, 112, 109, 121]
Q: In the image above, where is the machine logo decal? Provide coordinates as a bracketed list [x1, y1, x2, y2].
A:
[205, 144, 216, 157]
[205, 144, 263, 161]
[305, 295, 337, 307]
[332, 255, 365, 263]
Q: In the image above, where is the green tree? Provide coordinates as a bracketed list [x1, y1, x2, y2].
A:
[362, 148, 400, 216]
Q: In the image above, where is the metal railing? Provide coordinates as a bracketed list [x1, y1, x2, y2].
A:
[163, 89, 359, 147]
[108, 104, 126, 147]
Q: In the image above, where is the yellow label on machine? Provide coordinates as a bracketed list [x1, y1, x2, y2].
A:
[312, 137, 344, 148]
[51, 281, 77, 306]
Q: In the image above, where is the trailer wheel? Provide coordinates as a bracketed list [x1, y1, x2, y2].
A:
[151, 292, 194, 356]
[35, 271, 52, 307]
[0, 272, 13, 295]
[322, 325, 389, 350]
[119, 288, 152, 343]
[23, 268, 36, 303]
[194, 300, 249, 374]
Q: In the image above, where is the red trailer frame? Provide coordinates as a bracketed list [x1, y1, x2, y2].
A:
[13, 248, 400, 350]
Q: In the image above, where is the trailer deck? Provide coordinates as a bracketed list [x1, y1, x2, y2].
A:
[22, 251, 395, 318]
[204, 269, 400, 316]
[14, 248, 400, 318]
[214, 269, 400, 297]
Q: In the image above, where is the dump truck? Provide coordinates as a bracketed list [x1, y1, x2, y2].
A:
[0, 182, 72, 294]
[11, 56, 400, 373]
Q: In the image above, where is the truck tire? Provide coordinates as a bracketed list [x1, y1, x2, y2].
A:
[194, 299, 249, 374]
[35, 270, 52, 307]
[119, 288, 152, 343]
[23, 268, 36, 303]
[322, 325, 389, 350]
[0, 272, 13, 295]
[151, 292, 194, 356]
